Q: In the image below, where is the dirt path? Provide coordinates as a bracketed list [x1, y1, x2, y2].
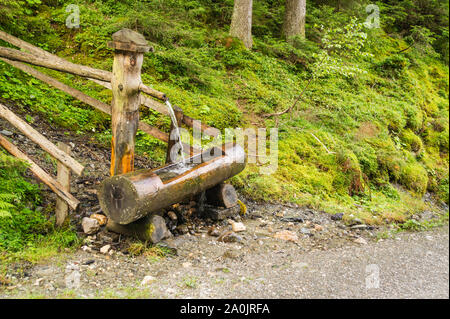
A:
[1, 225, 448, 299]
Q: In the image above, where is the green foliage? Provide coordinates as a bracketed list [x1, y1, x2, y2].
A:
[0, 0, 448, 227]
[0, 150, 79, 260]
[400, 162, 429, 195]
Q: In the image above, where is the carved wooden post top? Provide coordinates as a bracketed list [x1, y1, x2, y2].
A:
[108, 28, 152, 53]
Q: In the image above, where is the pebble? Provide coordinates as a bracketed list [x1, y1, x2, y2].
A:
[141, 276, 156, 286]
[100, 245, 111, 254]
[90, 213, 108, 226]
[231, 221, 246, 232]
[300, 227, 311, 235]
[331, 213, 344, 221]
[314, 224, 323, 232]
[33, 278, 44, 286]
[273, 230, 298, 242]
[207, 226, 220, 237]
[167, 211, 178, 221]
[0, 130, 13, 136]
[218, 231, 242, 243]
[354, 237, 368, 245]
[81, 217, 100, 235]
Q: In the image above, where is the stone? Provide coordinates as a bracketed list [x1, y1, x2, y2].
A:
[300, 227, 311, 235]
[351, 224, 368, 230]
[331, 213, 344, 221]
[141, 275, 156, 286]
[218, 231, 242, 243]
[182, 262, 192, 268]
[273, 230, 298, 242]
[33, 278, 44, 286]
[90, 213, 108, 226]
[231, 221, 246, 232]
[81, 217, 100, 235]
[202, 204, 240, 221]
[100, 245, 111, 254]
[0, 130, 13, 136]
[81, 245, 92, 252]
[167, 211, 178, 221]
[176, 224, 189, 235]
[314, 224, 323, 232]
[354, 237, 368, 245]
[280, 216, 304, 223]
[207, 226, 220, 237]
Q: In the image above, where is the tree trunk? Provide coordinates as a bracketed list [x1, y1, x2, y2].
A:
[283, 0, 306, 42]
[230, 0, 253, 49]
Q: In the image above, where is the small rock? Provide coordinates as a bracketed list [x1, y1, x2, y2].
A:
[273, 230, 298, 242]
[0, 130, 13, 136]
[354, 237, 367, 245]
[82, 260, 95, 265]
[207, 226, 220, 237]
[351, 218, 363, 225]
[275, 211, 284, 218]
[100, 245, 111, 254]
[331, 213, 344, 221]
[231, 221, 246, 232]
[167, 211, 178, 221]
[182, 262, 192, 268]
[313, 224, 323, 232]
[81, 245, 92, 252]
[81, 217, 100, 235]
[90, 213, 107, 226]
[218, 231, 242, 243]
[280, 217, 304, 223]
[351, 224, 368, 230]
[33, 278, 44, 286]
[300, 227, 311, 235]
[176, 224, 189, 235]
[141, 275, 156, 286]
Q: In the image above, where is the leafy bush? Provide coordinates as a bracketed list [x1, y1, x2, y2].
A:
[400, 163, 429, 195]
[0, 150, 78, 256]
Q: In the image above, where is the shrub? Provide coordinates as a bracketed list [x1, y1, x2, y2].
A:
[374, 55, 410, 78]
[401, 129, 423, 153]
[400, 163, 429, 195]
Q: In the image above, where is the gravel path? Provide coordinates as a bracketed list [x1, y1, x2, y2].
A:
[1, 226, 448, 299]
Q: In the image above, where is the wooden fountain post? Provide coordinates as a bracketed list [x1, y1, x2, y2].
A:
[108, 29, 150, 176]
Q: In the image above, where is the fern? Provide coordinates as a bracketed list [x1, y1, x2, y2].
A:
[0, 193, 16, 218]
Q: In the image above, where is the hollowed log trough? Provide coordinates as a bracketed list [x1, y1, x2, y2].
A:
[98, 143, 246, 226]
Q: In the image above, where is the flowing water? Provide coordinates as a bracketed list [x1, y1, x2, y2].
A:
[165, 99, 186, 163]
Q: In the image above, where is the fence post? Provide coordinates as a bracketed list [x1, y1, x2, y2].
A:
[108, 29, 150, 176]
[55, 142, 71, 226]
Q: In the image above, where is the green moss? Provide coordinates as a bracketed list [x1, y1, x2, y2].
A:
[400, 163, 429, 195]
[401, 129, 424, 153]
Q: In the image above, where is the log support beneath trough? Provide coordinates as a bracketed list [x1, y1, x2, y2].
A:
[106, 214, 171, 243]
[205, 183, 239, 208]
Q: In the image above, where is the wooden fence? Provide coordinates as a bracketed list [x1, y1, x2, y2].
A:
[0, 28, 219, 225]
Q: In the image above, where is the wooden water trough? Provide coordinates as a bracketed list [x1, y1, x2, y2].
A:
[98, 143, 246, 225]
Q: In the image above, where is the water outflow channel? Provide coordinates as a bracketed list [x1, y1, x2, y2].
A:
[165, 99, 185, 163]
